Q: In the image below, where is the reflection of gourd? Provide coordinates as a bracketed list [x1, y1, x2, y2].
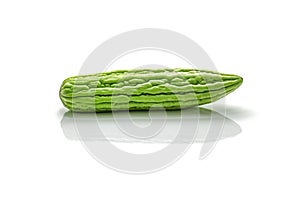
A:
[59, 68, 243, 112]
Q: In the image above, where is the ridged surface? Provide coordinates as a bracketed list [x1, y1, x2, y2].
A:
[59, 68, 243, 112]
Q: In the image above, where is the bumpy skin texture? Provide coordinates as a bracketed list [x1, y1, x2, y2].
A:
[59, 68, 243, 112]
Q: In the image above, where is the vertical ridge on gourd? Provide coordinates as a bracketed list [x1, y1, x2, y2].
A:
[59, 68, 243, 112]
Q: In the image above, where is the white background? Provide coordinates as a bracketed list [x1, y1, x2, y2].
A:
[1, 0, 299, 199]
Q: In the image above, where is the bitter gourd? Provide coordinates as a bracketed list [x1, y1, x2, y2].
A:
[59, 68, 243, 112]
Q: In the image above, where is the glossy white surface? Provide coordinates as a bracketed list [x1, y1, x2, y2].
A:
[60, 107, 241, 142]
